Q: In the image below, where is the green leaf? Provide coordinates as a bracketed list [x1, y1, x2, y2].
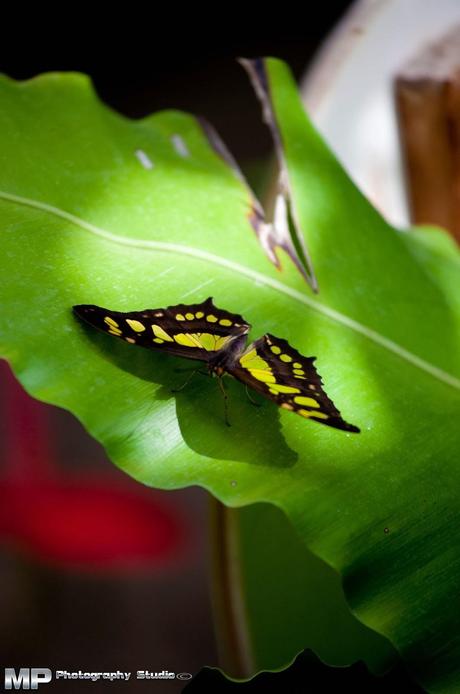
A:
[0, 62, 459, 692]
[211, 501, 396, 677]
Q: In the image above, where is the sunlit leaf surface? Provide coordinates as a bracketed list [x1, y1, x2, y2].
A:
[0, 61, 459, 692]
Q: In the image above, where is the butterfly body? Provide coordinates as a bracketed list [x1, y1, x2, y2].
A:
[73, 297, 359, 433]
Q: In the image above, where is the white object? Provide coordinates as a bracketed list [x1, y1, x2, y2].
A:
[301, 0, 460, 227]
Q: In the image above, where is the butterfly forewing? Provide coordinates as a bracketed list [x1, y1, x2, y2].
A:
[73, 297, 359, 432]
[228, 333, 359, 432]
[73, 297, 251, 363]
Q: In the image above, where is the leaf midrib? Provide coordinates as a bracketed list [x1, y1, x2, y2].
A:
[2, 189, 459, 391]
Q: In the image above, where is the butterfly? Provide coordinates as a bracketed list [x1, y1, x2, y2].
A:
[73, 297, 359, 433]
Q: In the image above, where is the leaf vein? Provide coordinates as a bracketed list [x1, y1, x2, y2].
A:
[2, 189, 459, 391]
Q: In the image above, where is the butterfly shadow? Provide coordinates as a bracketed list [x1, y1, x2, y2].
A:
[82, 329, 297, 468]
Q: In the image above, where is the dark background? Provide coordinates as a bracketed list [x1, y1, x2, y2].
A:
[1, 12, 353, 167]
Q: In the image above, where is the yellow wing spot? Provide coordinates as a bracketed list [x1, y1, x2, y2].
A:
[153, 338, 164, 344]
[294, 396, 320, 408]
[197, 333, 230, 351]
[126, 319, 145, 332]
[214, 335, 232, 350]
[280, 403, 294, 411]
[185, 312, 195, 320]
[268, 384, 301, 394]
[152, 325, 174, 342]
[293, 362, 302, 369]
[240, 349, 270, 370]
[195, 311, 204, 319]
[293, 369, 305, 376]
[280, 354, 292, 363]
[108, 328, 122, 336]
[104, 316, 119, 328]
[176, 314, 186, 321]
[196, 333, 216, 352]
[219, 318, 232, 326]
[298, 409, 328, 420]
[298, 409, 315, 419]
[174, 333, 202, 347]
[197, 333, 215, 351]
[249, 369, 276, 383]
[125, 337, 136, 344]
[206, 314, 218, 323]
[294, 375, 307, 380]
[270, 345, 281, 355]
[168, 332, 232, 351]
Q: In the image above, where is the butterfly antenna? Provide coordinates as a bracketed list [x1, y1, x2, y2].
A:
[217, 376, 231, 427]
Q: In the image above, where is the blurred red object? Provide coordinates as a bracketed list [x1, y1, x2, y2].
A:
[0, 361, 186, 570]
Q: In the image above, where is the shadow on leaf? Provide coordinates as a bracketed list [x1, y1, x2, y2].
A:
[78, 325, 297, 468]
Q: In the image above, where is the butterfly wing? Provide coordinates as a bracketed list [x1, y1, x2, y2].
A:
[73, 297, 251, 363]
[227, 333, 359, 432]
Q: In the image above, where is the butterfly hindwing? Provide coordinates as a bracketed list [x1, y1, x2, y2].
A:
[228, 333, 359, 432]
[73, 297, 251, 363]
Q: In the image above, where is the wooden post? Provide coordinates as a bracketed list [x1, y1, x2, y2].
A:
[395, 27, 460, 243]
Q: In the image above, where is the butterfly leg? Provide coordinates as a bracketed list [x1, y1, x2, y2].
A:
[245, 385, 262, 408]
[217, 376, 231, 427]
[174, 366, 208, 376]
[171, 369, 202, 393]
